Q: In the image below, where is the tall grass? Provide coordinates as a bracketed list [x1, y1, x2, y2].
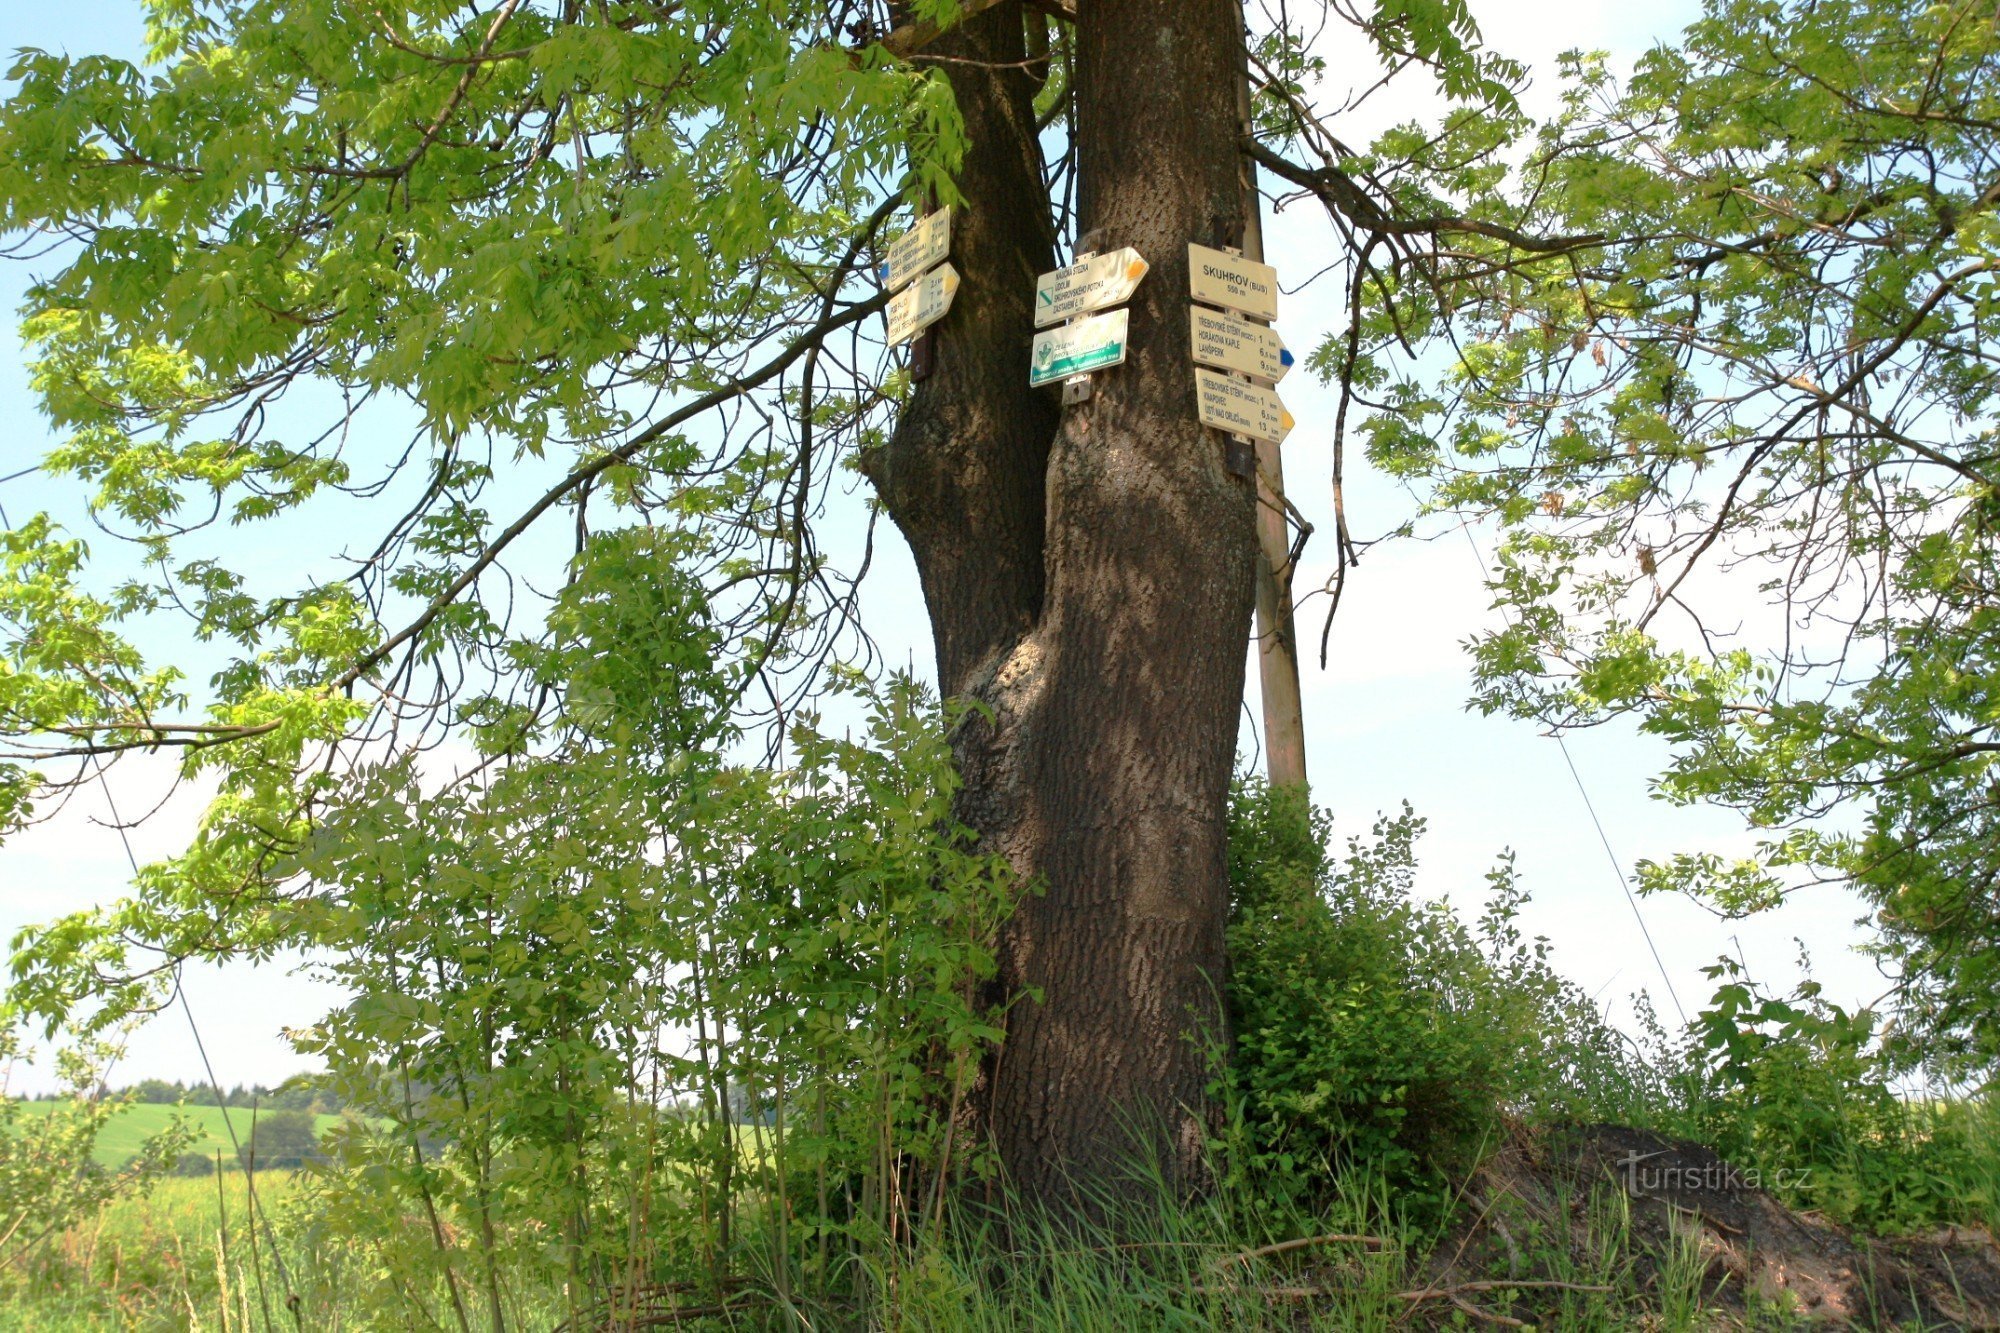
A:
[0, 1152, 1778, 1332]
[3, 1173, 299, 1331]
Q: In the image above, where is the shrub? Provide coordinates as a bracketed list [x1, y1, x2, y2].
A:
[1218, 779, 1634, 1221]
[170, 1152, 217, 1178]
[288, 655, 1019, 1324]
[1650, 957, 2000, 1233]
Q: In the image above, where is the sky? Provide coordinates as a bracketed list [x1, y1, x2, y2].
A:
[0, 0, 1894, 1097]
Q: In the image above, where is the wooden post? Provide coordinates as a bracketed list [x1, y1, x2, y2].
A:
[1237, 20, 1307, 791]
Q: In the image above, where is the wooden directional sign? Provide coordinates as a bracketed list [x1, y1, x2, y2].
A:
[1195, 367, 1293, 444]
[1030, 309, 1129, 387]
[1188, 242, 1279, 321]
[879, 207, 951, 294]
[1190, 306, 1293, 383]
[886, 263, 960, 346]
[1034, 248, 1149, 327]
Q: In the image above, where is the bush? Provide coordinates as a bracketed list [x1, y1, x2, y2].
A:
[287, 659, 1020, 1324]
[171, 1152, 217, 1178]
[1649, 957, 2000, 1233]
[1218, 779, 1635, 1222]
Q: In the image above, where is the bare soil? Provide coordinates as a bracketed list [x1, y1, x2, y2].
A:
[1431, 1124, 2000, 1328]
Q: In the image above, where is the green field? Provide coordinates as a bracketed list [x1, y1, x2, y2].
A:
[11, 1101, 348, 1168]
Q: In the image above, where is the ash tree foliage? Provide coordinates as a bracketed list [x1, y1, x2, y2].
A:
[0, 0, 967, 1016]
[1313, 0, 2000, 1079]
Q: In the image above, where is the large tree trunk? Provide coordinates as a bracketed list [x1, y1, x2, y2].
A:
[866, 0, 1255, 1210]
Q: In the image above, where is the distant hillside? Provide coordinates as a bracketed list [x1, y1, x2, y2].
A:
[12, 1100, 351, 1169]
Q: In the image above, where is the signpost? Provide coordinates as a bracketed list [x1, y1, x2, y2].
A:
[1034, 248, 1150, 327]
[1185, 242, 1292, 450]
[1030, 245, 1147, 402]
[1188, 242, 1279, 321]
[1186, 245, 1293, 447]
[1030, 310, 1130, 387]
[880, 207, 952, 294]
[886, 263, 960, 346]
[1226, 20, 1308, 792]
[1189, 306, 1292, 382]
[1194, 367, 1293, 444]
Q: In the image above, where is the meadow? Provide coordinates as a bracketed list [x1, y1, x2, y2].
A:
[11, 1103, 349, 1171]
[0, 1172, 302, 1331]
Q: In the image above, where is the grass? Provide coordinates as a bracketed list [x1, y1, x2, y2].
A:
[0, 1172, 303, 1332]
[11, 1101, 351, 1169]
[3, 1120, 1963, 1331]
[0, 1160, 1759, 1333]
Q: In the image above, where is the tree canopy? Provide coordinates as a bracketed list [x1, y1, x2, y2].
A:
[0, 0, 978, 1022]
[1354, 0, 2000, 1077]
[0, 0, 1511, 1073]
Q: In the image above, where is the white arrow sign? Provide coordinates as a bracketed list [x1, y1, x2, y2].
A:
[1195, 367, 1293, 444]
[1190, 306, 1293, 383]
[1188, 242, 1279, 321]
[886, 263, 960, 346]
[1030, 309, 1129, 387]
[1035, 248, 1149, 327]
[879, 207, 951, 294]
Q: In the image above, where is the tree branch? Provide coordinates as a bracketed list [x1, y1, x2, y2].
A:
[1242, 138, 1607, 255]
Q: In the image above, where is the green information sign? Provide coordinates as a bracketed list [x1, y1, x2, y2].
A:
[1030, 309, 1130, 387]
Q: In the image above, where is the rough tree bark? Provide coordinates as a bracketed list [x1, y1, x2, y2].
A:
[865, 0, 1256, 1209]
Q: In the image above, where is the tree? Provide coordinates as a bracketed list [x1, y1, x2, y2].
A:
[0, 0, 1536, 1209]
[1350, 0, 2000, 1078]
[240, 1109, 321, 1171]
[863, 0, 1259, 1199]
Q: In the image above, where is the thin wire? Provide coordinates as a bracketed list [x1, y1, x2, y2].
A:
[1, 461, 34, 524]
[92, 756, 298, 1313]
[1, 451, 58, 534]
[1554, 734, 1688, 1025]
[1446, 519, 1689, 1025]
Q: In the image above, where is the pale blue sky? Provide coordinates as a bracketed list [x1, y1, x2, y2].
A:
[0, 0, 1888, 1095]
